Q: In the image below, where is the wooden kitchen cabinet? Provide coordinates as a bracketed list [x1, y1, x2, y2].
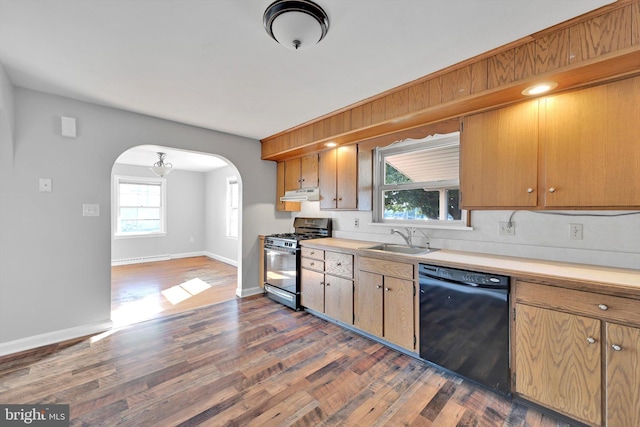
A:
[461, 100, 539, 209]
[284, 154, 319, 191]
[300, 248, 354, 325]
[276, 161, 300, 212]
[461, 75, 640, 210]
[515, 303, 602, 426]
[319, 145, 358, 210]
[514, 280, 640, 427]
[541, 75, 640, 208]
[356, 256, 415, 351]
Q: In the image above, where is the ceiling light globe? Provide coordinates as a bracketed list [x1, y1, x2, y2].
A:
[264, 0, 329, 51]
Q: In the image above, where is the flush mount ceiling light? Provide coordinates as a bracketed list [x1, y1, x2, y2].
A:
[263, 0, 329, 51]
[149, 152, 173, 177]
[522, 81, 558, 96]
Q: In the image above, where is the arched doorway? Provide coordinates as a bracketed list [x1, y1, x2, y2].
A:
[110, 145, 242, 326]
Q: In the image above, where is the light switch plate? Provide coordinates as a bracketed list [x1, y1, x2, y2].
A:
[39, 178, 52, 192]
[83, 204, 100, 217]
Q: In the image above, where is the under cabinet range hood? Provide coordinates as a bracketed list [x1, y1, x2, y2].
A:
[280, 188, 320, 201]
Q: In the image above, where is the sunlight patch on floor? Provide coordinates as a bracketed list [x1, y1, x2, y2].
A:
[161, 278, 212, 304]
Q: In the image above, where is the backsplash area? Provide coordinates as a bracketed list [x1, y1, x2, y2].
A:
[293, 203, 640, 270]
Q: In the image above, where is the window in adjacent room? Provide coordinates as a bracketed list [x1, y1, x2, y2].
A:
[226, 176, 239, 238]
[373, 132, 468, 227]
[114, 175, 166, 237]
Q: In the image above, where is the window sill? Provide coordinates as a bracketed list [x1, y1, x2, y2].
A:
[114, 232, 167, 240]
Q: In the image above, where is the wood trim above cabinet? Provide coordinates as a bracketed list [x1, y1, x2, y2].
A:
[262, 1, 640, 161]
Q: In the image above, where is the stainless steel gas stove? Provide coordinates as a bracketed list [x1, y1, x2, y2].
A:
[264, 217, 332, 310]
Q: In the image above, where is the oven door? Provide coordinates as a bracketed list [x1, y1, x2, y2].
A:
[264, 246, 298, 294]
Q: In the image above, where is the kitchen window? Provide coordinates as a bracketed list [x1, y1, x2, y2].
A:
[114, 175, 166, 237]
[373, 132, 468, 227]
[226, 176, 239, 238]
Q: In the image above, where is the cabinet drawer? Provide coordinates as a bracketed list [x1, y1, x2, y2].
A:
[301, 258, 324, 272]
[358, 257, 414, 280]
[516, 281, 640, 327]
[325, 252, 353, 278]
[301, 247, 324, 260]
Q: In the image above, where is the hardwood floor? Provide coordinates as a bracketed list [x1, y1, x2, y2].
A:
[111, 257, 238, 327]
[0, 296, 572, 426]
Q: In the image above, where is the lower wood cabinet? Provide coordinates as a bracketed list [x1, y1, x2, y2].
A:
[300, 248, 354, 325]
[514, 280, 640, 427]
[355, 257, 416, 351]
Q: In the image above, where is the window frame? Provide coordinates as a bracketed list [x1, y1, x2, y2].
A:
[113, 175, 167, 239]
[226, 176, 239, 239]
[372, 132, 470, 228]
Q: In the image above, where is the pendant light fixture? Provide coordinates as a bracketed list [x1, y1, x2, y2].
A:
[149, 152, 173, 177]
[263, 0, 329, 51]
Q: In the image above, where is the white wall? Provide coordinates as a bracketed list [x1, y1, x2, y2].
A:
[0, 86, 292, 350]
[111, 164, 207, 262]
[205, 165, 239, 265]
[295, 203, 640, 270]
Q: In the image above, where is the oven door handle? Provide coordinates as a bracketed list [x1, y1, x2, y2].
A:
[265, 248, 296, 256]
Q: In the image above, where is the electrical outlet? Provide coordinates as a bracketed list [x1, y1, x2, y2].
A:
[498, 221, 515, 236]
[570, 223, 583, 240]
[354, 218, 359, 228]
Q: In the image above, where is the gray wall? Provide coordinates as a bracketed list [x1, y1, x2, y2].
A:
[0, 84, 292, 348]
[111, 164, 207, 262]
[205, 165, 239, 264]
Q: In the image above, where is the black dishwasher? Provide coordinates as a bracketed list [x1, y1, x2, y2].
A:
[419, 264, 510, 395]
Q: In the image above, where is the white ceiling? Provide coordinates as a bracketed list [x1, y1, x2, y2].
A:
[0, 0, 613, 143]
[115, 145, 229, 172]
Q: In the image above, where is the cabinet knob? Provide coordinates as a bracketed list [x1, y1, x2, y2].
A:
[310, 262, 314, 266]
[548, 187, 556, 193]
[320, 281, 324, 285]
[376, 285, 382, 289]
[310, 251, 315, 255]
[336, 262, 342, 266]
[332, 198, 337, 201]
[598, 304, 608, 311]
[527, 188, 534, 193]
[385, 287, 391, 292]
[612, 344, 622, 351]
[338, 197, 342, 201]
[301, 179, 305, 182]
[326, 282, 330, 286]
[586, 337, 596, 344]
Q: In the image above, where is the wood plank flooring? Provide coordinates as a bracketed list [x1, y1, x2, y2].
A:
[111, 257, 238, 326]
[0, 296, 572, 426]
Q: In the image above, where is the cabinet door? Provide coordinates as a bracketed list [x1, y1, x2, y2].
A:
[515, 304, 601, 426]
[284, 158, 302, 191]
[542, 76, 640, 208]
[324, 274, 353, 325]
[461, 100, 539, 208]
[276, 162, 300, 212]
[319, 149, 337, 209]
[383, 277, 415, 350]
[300, 268, 324, 313]
[336, 145, 358, 209]
[300, 154, 319, 189]
[355, 270, 383, 337]
[606, 322, 640, 427]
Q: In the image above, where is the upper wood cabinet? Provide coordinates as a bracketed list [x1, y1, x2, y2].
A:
[541, 75, 640, 208]
[276, 162, 300, 212]
[319, 145, 358, 210]
[284, 154, 318, 191]
[461, 100, 539, 209]
[461, 75, 640, 210]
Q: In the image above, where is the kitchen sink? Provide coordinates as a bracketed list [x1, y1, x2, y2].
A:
[361, 244, 436, 255]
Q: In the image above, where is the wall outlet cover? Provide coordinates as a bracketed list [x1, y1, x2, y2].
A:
[498, 221, 515, 236]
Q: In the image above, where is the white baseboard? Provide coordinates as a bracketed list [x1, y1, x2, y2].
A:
[112, 251, 238, 267]
[203, 251, 238, 267]
[0, 320, 113, 357]
[237, 285, 263, 298]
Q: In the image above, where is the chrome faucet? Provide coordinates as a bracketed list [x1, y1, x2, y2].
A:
[390, 228, 413, 247]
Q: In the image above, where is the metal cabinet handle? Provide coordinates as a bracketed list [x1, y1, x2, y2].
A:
[598, 304, 608, 311]
[587, 337, 596, 344]
[612, 344, 622, 351]
[527, 188, 534, 193]
[549, 187, 556, 193]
